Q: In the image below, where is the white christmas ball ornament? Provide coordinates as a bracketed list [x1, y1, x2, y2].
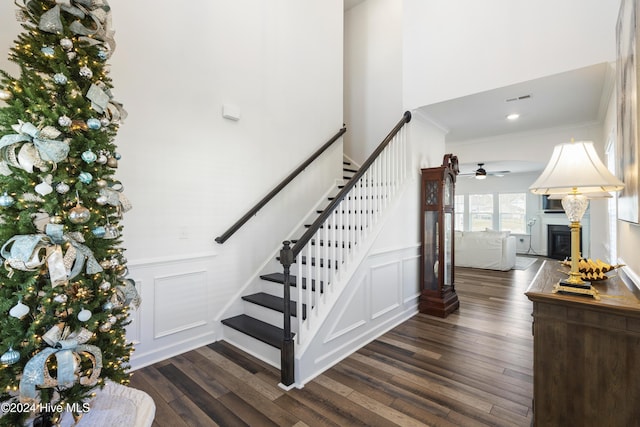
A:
[0, 90, 12, 101]
[35, 181, 53, 196]
[77, 308, 92, 322]
[9, 299, 30, 319]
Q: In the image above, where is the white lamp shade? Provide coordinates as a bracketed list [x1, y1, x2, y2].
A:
[547, 191, 613, 199]
[529, 141, 624, 194]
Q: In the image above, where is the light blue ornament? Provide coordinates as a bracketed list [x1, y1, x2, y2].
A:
[0, 192, 15, 207]
[81, 150, 97, 163]
[97, 50, 108, 60]
[1, 347, 20, 366]
[92, 226, 106, 237]
[103, 301, 114, 311]
[114, 152, 122, 160]
[53, 73, 67, 85]
[87, 118, 101, 130]
[41, 46, 55, 56]
[79, 172, 93, 184]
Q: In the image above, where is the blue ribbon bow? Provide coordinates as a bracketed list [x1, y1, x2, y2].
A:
[0, 121, 69, 169]
[19, 326, 102, 401]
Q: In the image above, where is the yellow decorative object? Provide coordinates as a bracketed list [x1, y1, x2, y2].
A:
[561, 258, 623, 281]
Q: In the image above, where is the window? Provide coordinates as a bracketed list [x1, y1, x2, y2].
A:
[454, 194, 464, 231]
[469, 194, 493, 231]
[499, 193, 526, 233]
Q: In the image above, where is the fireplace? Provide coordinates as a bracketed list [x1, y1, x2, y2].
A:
[547, 224, 581, 260]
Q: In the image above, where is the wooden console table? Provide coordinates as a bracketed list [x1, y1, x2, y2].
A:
[525, 260, 640, 427]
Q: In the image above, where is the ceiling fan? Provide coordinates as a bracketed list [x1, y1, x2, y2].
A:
[460, 163, 511, 180]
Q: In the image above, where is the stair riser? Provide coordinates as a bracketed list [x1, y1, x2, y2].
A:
[261, 282, 299, 302]
[243, 301, 299, 333]
[221, 326, 281, 369]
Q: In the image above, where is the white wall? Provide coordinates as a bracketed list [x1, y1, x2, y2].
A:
[403, 0, 621, 108]
[0, 0, 345, 368]
[602, 72, 640, 283]
[344, 0, 403, 164]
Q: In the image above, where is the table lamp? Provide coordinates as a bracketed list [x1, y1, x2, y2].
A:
[529, 140, 624, 299]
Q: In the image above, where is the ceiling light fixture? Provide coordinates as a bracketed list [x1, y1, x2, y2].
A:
[475, 163, 487, 180]
[506, 113, 520, 120]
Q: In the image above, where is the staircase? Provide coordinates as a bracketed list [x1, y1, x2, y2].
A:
[220, 161, 357, 358]
[220, 112, 412, 387]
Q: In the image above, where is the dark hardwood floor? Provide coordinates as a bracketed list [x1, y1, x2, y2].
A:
[130, 256, 542, 426]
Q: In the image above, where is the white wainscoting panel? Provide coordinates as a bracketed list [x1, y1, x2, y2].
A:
[126, 253, 217, 370]
[403, 255, 420, 303]
[370, 260, 401, 319]
[153, 270, 208, 338]
[323, 273, 368, 342]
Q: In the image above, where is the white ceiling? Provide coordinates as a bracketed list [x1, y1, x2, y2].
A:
[417, 62, 614, 174]
[418, 62, 613, 143]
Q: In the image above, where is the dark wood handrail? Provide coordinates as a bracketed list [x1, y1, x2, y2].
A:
[291, 111, 411, 256]
[215, 127, 347, 244]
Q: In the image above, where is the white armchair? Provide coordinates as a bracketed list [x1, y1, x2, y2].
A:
[454, 230, 516, 271]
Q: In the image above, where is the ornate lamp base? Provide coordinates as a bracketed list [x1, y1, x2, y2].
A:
[552, 280, 600, 300]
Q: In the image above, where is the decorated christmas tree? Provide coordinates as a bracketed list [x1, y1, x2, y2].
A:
[0, 1, 138, 425]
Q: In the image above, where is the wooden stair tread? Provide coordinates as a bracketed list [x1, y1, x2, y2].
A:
[261, 272, 297, 285]
[242, 292, 303, 318]
[221, 314, 288, 349]
[260, 273, 324, 292]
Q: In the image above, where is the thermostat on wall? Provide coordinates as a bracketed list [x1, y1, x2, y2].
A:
[222, 104, 241, 121]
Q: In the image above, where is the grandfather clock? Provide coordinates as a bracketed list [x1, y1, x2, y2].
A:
[419, 154, 460, 317]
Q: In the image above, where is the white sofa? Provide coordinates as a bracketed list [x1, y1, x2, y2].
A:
[454, 230, 516, 271]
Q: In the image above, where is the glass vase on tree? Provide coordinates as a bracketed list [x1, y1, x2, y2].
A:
[0, 1, 139, 426]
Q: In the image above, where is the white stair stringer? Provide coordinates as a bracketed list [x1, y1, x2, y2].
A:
[291, 175, 419, 387]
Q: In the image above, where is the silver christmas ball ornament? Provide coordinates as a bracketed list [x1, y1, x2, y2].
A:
[96, 195, 108, 205]
[99, 322, 112, 332]
[60, 38, 73, 50]
[0, 90, 13, 101]
[55, 182, 70, 194]
[68, 203, 90, 224]
[79, 66, 93, 79]
[58, 115, 72, 127]
[96, 154, 108, 164]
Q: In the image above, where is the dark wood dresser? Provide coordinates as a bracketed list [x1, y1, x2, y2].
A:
[525, 260, 640, 427]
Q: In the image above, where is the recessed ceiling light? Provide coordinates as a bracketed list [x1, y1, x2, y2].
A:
[506, 113, 520, 120]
